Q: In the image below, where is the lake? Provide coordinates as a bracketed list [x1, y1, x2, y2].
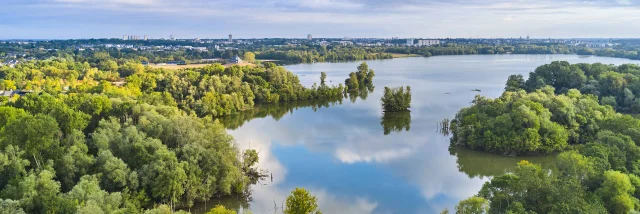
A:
[193, 55, 639, 214]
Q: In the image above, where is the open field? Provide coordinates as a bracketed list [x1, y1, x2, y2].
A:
[388, 53, 422, 58]
[149, 62, 256, 70]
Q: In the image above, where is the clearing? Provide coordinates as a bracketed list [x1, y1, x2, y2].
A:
[149, 62, 256, 70]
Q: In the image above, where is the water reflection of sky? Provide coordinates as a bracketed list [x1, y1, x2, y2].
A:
[228, 55, 639, 214]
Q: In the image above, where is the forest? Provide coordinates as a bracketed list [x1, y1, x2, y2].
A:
[0, 50, 346, 213]
[450, 62, 640, 213]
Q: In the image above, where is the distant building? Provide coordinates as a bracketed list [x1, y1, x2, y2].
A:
[417, 39, 440, 46]
[229, 55, 242, 64]
[193, 47, 207, 51]
[2, 60, 18, 68]
[144, 35, 148, 40]
[334, 41, 353, 46]
[141, 61, 149, 66]
[0, 90, 33, 97]
[307, 34, 313, 40]
[170, 35, 175, 40]
[123, 35, 127, 40]
[229, 34, 233, 43]
[126, 35, 141, 40]
[406, 39, 414, 46]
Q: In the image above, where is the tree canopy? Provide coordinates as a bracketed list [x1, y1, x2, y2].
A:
[284, 188, 322, 214]
[381, 86, 412, 112]
[0, 52, 352, 212]
[451, 62, 640, 213]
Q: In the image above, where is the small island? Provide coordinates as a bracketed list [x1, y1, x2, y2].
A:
[381, 86, 412, 112]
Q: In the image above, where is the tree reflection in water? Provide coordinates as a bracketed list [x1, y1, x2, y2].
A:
[347, 84, 375, 103]
[449, 146, 557, 179]
[438, 118, 451, 136]
[217, 96, 343, 130]
[380, 111, 412, 135]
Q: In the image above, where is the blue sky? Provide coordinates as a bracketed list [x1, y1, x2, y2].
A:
[2, 0, 640, 39]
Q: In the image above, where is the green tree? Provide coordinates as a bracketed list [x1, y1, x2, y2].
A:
[455, 196, 489, 214]
[55, 130, 95, 191]
[206, 205, 237, 214]
[95, 150, 137, 191]
[320, 72, 327, 85]
[118, 61, 145, 77]
[67, 175, 124, 213]
[284, 188, 322, 214]
[1, 114, 62, 168]
[0, 145, 30, 189]
[505, 74, 524, 91]
[345, 72, 359, 90]
[0, 199, 26, 214]
[597, 171, 637, 213]
[99, 60, 119, 73]
[243, 52, 256, 63]
[381, 86, 412, 112]
[1, 170, 75, 213]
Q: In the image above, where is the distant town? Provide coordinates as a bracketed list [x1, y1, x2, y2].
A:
[0, 35, 637, 67]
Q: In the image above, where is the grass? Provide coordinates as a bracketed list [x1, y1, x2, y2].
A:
[388, 53, 422, 58]
[148, 62, 256, 70]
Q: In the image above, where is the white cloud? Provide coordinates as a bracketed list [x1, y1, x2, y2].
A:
[14, 0, 636, 38]
[617, 0, 632, 5]
[336, 147, 415, 164]
[53, 0, 157, 5]
[297, 0, 363, 9]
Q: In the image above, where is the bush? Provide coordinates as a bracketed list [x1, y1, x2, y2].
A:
[381, 86, 411, 112]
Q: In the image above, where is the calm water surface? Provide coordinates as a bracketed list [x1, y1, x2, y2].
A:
[194, 55, 639, 214]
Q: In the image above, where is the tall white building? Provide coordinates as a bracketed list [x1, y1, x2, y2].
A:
[307, 34, 313, 40]
[406, 39, 414, 46]
[229, 34, 233, 42]
[417, 39, 440, 46]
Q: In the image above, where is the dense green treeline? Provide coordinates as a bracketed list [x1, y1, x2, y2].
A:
[451, 87, 613, 155]
[255, 46, 393, 63]
[511, 61, 640, 114]
[0, 56, 345, 117]
[451, 61, 640, 213]
[384, 43, 574, 57]
[149, 63, 344, 117]
[5, 39, 640, 67]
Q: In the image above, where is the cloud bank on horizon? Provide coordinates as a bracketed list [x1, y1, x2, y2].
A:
[1, 0, 640, 39]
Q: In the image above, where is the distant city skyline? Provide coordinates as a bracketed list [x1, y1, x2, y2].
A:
[2, 0, 640, 39]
